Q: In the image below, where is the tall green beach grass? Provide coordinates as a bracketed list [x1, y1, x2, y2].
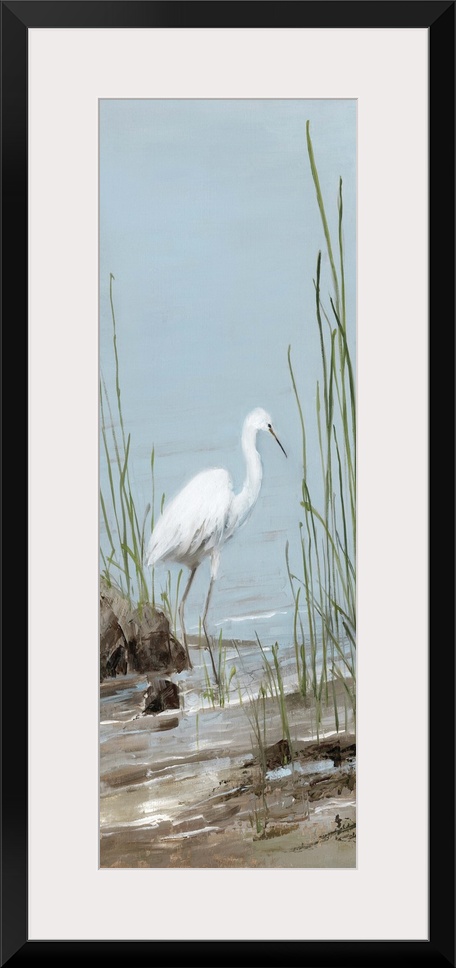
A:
[287, 122, 356, 729]
[100, 273, 180, 622]
[100, 274, 152, 606]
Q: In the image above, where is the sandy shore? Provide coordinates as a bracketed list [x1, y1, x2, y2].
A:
[100, 642, 356, 869]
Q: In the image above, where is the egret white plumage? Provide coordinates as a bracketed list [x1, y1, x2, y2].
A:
[145, 408, 287, 678]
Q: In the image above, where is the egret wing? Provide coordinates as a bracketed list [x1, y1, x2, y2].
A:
[146, 468, 234, 567]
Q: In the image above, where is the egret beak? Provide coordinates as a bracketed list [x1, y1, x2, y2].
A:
[269, 426, 287, 458]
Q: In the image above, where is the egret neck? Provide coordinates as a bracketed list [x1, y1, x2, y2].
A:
[230, 416, 263, 532]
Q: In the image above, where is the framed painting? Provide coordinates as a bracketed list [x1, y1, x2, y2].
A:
[2, 1, 454, 965]
[98, 94, 357, 872]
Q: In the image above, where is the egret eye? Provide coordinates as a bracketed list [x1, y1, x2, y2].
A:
[267, 423, 272, 430]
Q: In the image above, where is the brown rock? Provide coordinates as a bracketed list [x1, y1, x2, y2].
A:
[128, 603, 175, 672]
[265, 738, 292, 770]
[99, 578, 188, 679]
[99, 591, 128, 680]
[143, 679, 180, 715]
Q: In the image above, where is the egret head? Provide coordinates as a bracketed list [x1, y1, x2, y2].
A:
[246, 408, 287, 457]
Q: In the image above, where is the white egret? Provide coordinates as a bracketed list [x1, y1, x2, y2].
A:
[145, 408, 287, 678]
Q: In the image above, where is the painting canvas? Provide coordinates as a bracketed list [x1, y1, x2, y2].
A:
[99, 98, 356, 869]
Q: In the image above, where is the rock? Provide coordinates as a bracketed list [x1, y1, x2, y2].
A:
[99, 578, 188, 679]
[325, 743, 342, 767]
[265, 738, 292, 770]
[99, 592, 128, 680]
[105, 643, 128, 678]
[143, 679, 180, 715]
[127, 603, 187, 673]
[100, 579, 132, 643]
[297, 734, 356, 763]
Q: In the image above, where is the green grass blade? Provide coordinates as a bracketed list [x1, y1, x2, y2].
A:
[306, 121, 340, 315]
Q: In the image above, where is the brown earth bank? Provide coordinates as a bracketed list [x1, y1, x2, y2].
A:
[100, 660, 356, 869]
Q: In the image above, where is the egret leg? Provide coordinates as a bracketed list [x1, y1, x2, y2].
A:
[179, 566, 197, 669]
[202, 577, 219, 686]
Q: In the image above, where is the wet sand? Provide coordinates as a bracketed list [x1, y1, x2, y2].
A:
[100, 640, 356, 869]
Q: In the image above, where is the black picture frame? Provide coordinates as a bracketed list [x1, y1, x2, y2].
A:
[2, 2, 454, 965]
